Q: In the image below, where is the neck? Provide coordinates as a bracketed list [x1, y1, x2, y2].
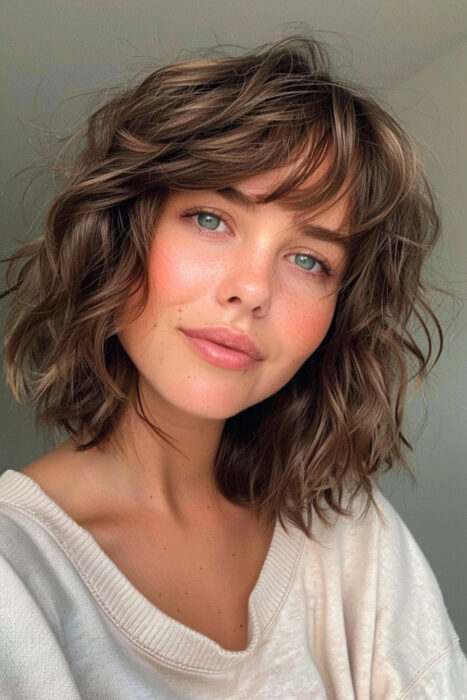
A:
[71, 387, 235, 523]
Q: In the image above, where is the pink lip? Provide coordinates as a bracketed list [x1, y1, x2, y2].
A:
[180, 327, 263, 370]
[181, 327, 263, 359]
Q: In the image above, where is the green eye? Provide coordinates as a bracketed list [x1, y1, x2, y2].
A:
[294, 254, 319, 271]
[197, 212, 221, 230]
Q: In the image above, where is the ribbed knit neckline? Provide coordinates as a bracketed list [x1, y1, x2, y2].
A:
[0, 468, 305, 673]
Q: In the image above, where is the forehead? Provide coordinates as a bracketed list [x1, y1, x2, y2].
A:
[231, 162, 330, 198]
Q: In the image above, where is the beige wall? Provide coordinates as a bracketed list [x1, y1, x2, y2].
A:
[378, 39, 467, 649]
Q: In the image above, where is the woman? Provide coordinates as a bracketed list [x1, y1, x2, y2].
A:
[0, 35, 466, 698]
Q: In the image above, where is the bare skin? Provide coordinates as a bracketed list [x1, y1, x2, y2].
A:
[20, 437, 275, 651]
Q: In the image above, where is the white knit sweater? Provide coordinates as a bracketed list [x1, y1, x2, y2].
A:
[0, 468, 465, 699]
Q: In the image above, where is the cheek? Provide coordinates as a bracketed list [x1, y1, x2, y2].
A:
[118, 239, 213, 347]
[147, 240, 214, 305]
[281, 298, 336, 363]
[250, 300, 336, 409]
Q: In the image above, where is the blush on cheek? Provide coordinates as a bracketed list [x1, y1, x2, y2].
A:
[296, 302, 335, 338]
[149, 241, 221, 303]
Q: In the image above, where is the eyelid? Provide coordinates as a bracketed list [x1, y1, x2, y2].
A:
[180, 205, 335, 276]
[288, 251, 333, 277]
[180, 205, 233, 232]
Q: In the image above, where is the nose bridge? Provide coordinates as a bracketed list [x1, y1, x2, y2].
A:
[238, 234, 274, 281]
[218, 232, 276, 311]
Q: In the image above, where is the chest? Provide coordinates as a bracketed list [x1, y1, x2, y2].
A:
[86, 513, 274, 651]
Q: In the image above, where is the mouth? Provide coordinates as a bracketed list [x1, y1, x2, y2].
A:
[180, 328, 263, 370]
[181, 326, 263, 360]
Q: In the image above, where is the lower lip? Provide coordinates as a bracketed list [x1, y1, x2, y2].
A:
[180, 331, 260, 370]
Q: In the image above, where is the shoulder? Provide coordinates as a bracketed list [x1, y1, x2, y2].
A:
[0, 459, 76, 569]
[308, 485, 457, 632]
[20, 438, 85, 490]
[17, 440, 110, 528]
[301, 484, 466, 696]
[0, 502, 81, 698]
[0, 460, 98, 616]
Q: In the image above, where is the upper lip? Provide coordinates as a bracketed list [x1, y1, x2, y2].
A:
[181, 326, 264, 360]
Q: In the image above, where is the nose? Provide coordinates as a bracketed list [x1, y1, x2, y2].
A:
[216, 247, 274, 316]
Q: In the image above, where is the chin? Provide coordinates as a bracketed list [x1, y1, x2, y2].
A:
[137, 378, 254, 422]
[176, 395, 256, 421]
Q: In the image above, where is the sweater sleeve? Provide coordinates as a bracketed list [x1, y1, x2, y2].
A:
[0, 554, 82, 700]
[303, 485, 467, 698]
[401, 639, 467, 699]
[368, 488, 467, 699]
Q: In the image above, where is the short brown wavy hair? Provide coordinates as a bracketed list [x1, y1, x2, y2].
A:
[1, 35, 442, 536]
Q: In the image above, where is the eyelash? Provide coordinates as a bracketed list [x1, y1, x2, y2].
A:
[180, 207, 333, 277]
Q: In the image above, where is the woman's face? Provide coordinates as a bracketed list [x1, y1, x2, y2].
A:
[118, 168, 349, 421]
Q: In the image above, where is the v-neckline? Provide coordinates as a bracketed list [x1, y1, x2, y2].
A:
[0, 468, 305, 671]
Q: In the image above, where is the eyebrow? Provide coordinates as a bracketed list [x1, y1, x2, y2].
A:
[215, 186, 351, 250]
[217, 186, 257, 210]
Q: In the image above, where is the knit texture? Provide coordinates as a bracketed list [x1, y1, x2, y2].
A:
[0, 468, 465, 699]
